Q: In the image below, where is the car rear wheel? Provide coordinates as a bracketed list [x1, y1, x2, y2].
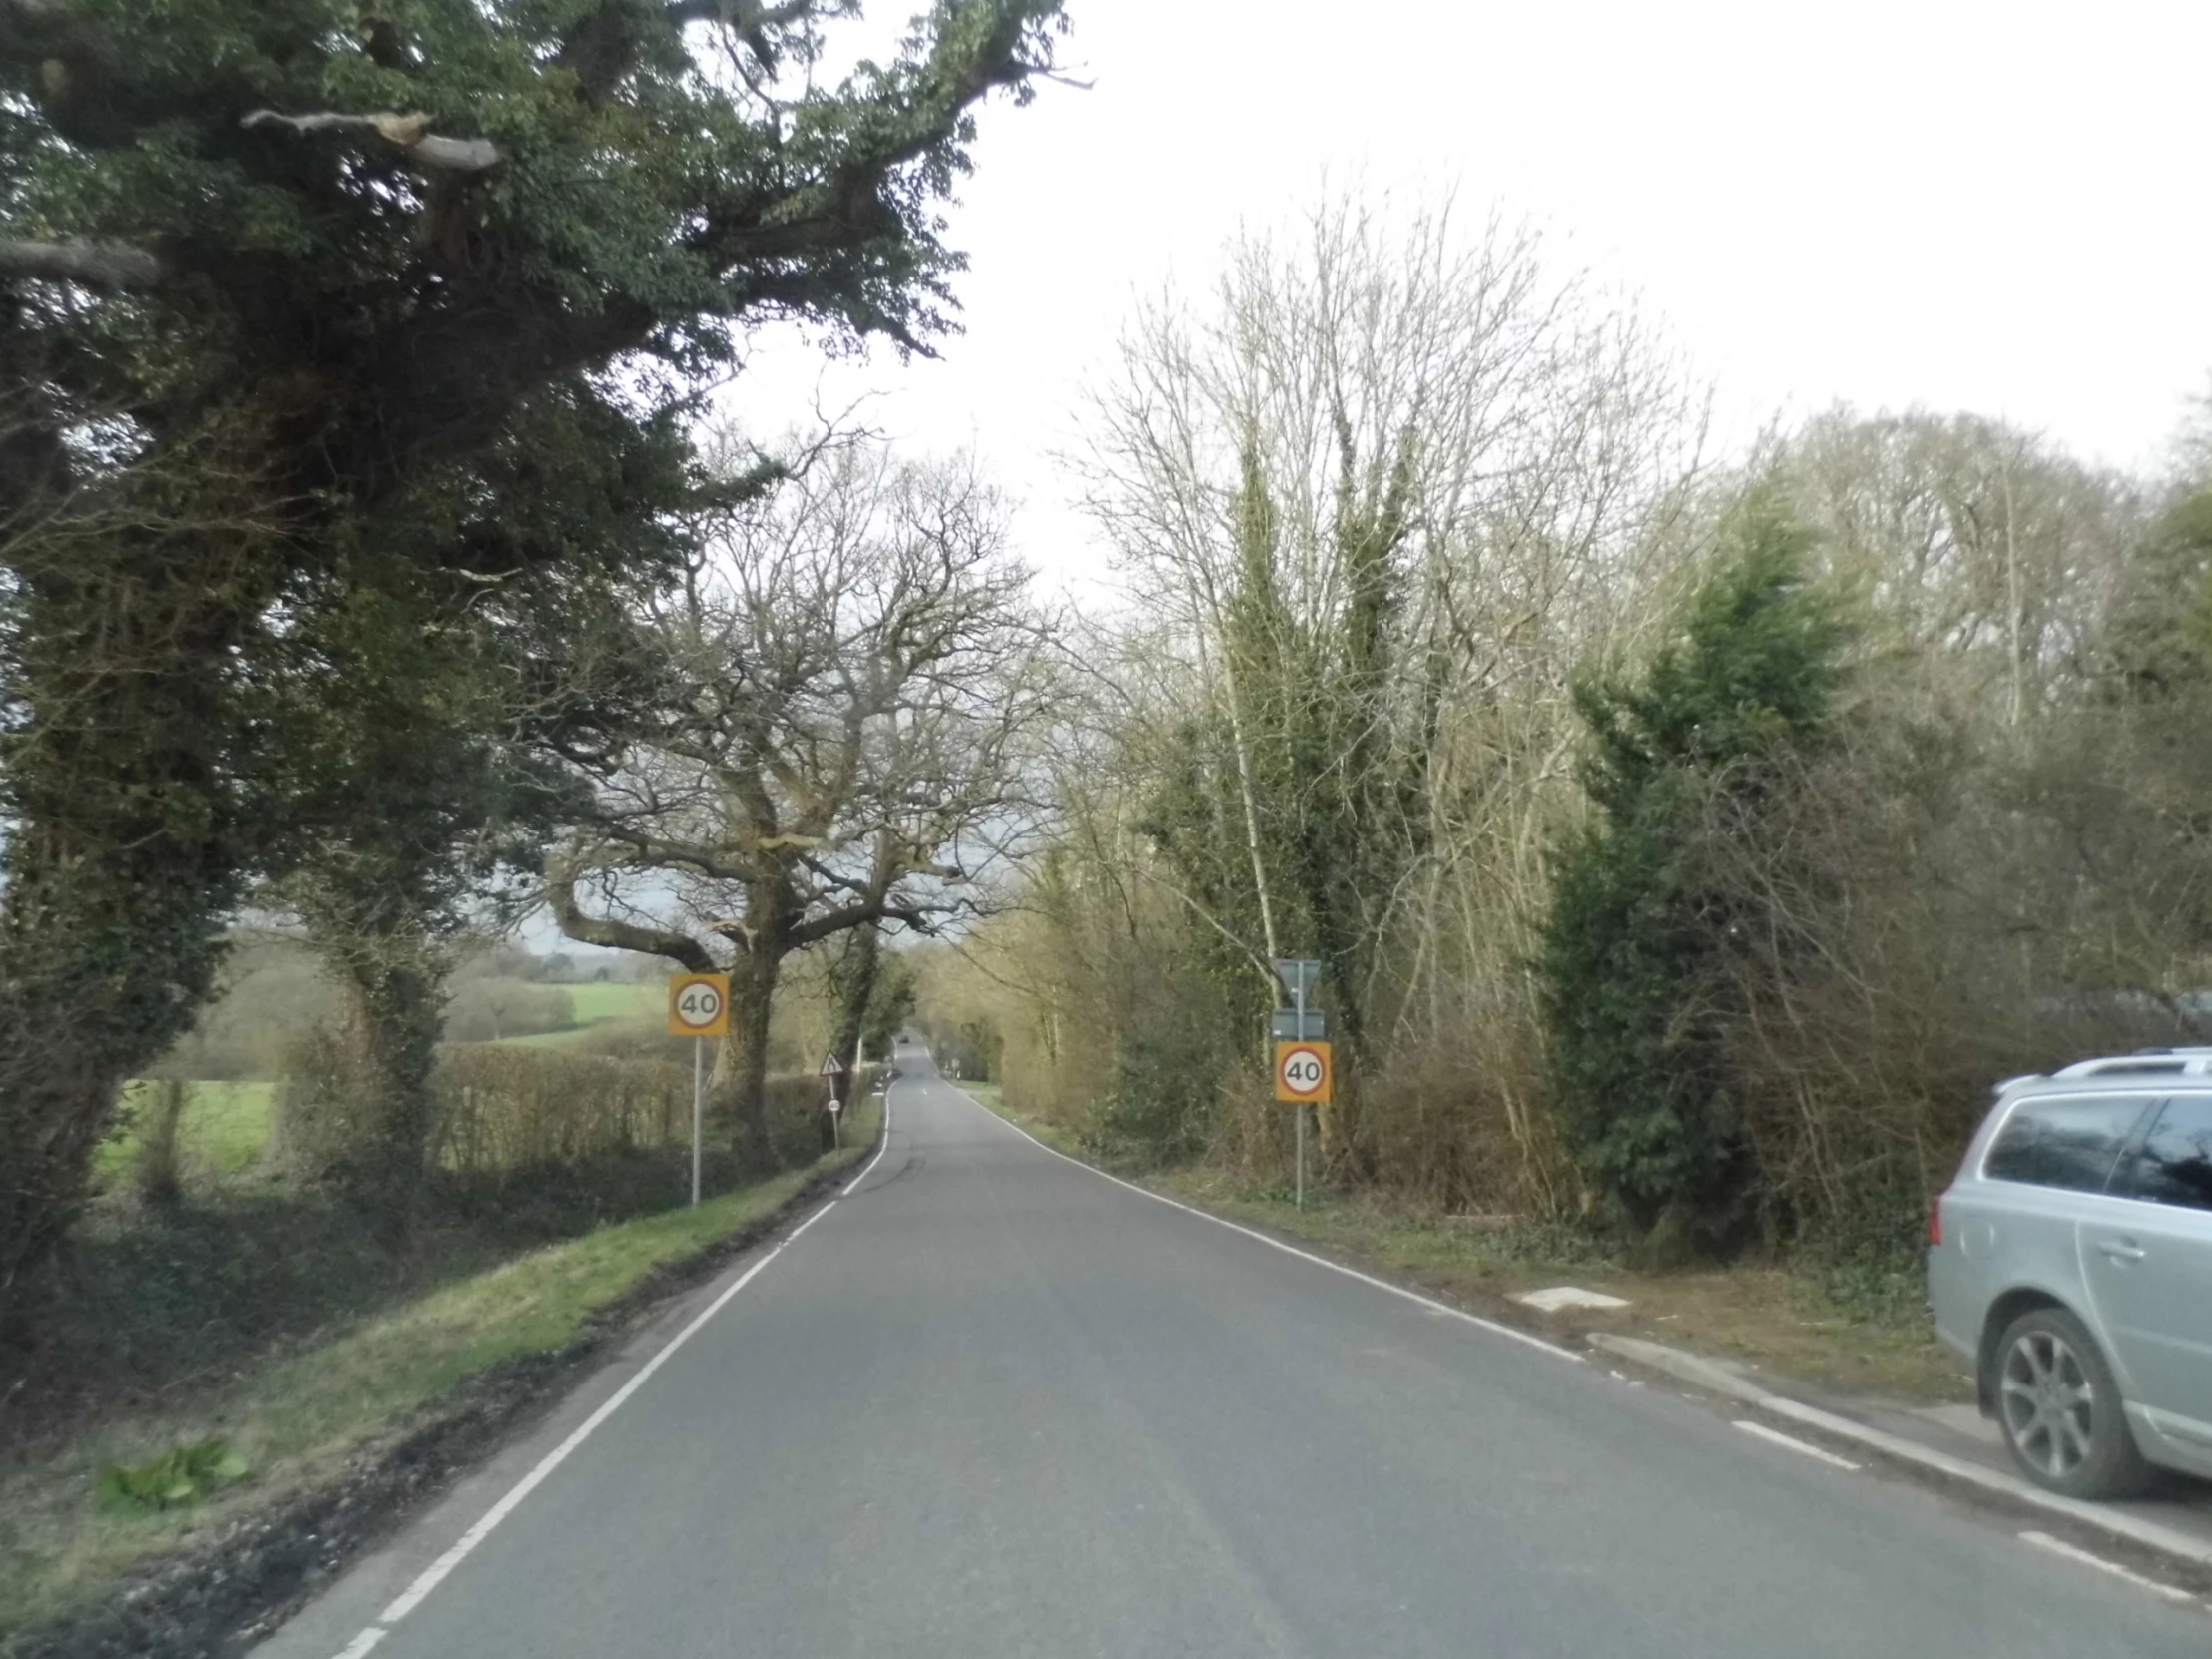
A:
[1992, 1306, 2151, 1499]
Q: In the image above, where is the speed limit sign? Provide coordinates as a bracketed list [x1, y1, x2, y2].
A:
[1274, 1040, 1333, 1103]
[667, 973, 732, 1037]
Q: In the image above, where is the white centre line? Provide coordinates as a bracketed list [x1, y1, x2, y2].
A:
[317, 1087, 898, 1657]
[2019, 1530, 2198, 1605]
[1732, 1419, 1863, 1471]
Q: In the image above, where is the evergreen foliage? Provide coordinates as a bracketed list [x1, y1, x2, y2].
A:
[0, 0, 1063, 1313]
[1540, 500, 1847, 1241]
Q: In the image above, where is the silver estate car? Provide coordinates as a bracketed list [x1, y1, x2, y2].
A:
[1929, 1051, 2212, 1499]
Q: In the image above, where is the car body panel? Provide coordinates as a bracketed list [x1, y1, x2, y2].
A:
[2082, 1189, 2212, 1447]
[1928, 1075, 2212, 1487]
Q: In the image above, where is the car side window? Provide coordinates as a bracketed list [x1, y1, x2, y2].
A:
[1981, 1094, 2153, 1193]
[2119, 1096, 2212, 1212]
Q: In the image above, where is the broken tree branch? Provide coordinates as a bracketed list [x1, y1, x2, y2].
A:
[0, 239, 163, 290]
[241, 109, 503, 174]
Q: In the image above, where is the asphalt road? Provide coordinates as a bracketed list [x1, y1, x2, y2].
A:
[259, 1047, 2209, 1658]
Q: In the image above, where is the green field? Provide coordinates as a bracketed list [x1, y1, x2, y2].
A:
[94, 1082, 276, 1186]
[500, 979, 662, 1046]
[93, 981, 666, 1181]
[564, 980, 663, 1022]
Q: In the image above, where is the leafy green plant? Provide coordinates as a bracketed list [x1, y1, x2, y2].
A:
[1799, 1195, 1933, 1329]
[97, 1441, 248, 1516]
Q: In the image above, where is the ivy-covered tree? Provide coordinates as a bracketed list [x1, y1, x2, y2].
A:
[275, 391, 718, 1224]
[1540, 500, 1846, 1252]
[0, 0, 1066, 1316]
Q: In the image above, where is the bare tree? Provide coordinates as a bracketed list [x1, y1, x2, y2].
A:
[1064, 190, 1706, 1176]
[1773, 408, 2141, 721]
[549, 439, 1052, 1163]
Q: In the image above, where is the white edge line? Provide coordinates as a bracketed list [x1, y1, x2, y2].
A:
[939, 1077, 2212, 1592]
[1733, 1419, 1862, 1471]
[2019, 1531, 2197, 1604]
[1755, 1395, 2212, 1571]
[1593, 1328, 2212, 1573]
[950, 1085, 1581, 1365]
[842, 1082, 898, 1194]
[350, 1085, 894, 1643]
[951, 1085, 2212, 1576]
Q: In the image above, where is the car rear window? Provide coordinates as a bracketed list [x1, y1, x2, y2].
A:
[1981, 1094, 2153, 1192]
[2119, 1096, 2212, 1211]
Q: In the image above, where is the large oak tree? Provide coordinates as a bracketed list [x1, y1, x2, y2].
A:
[551, 438, 1049, 1163]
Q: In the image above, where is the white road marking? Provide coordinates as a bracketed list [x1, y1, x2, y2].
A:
[1732, 1420, 1863, 1471]
[952, 1087, 1582, 1365]
[842, 1094, 899, 1193]
[326, 1088, 896, 1652]
[1752, 1395, 2212, 1571]
[2019, 1531, 2197, 1604]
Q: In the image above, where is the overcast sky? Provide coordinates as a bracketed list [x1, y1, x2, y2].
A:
[726, 0, 2212, 590]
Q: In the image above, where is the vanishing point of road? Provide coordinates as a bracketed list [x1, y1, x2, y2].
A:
[257, 1047, 2208, 1658]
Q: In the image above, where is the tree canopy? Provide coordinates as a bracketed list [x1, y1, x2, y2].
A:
[0, 0, 1066, 1317]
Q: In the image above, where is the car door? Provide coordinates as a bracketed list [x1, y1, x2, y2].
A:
[2083, 1093, 2212, 1446]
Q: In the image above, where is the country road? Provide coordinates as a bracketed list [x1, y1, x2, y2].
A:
[257, 1044, 2208, 1659]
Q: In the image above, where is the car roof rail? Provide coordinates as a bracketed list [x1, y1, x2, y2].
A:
[2054, 1053, 2212, 1079]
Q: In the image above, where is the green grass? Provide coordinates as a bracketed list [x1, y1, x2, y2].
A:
[0, 1096, 880, 1646]
[497, 980, 663, 1046]
[953, 1082, 1089, 1155]
[562, 981, 662, 1023]
[92, 1082, 276, 1187]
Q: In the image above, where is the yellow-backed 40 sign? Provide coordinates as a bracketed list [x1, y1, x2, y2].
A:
[1274, 1040, 1333, 1103]
[668, 973, 732, 1037]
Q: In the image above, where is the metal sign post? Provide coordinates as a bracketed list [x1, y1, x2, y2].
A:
[668, 974, 733, 1207]
[819, 1053, 847, 1149]
[1272, 959, 1330, 1210]
[1295, 972, 1306, 1209]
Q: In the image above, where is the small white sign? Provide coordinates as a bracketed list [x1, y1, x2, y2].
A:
[818, 1053, 846, 1077]
[1512, 1286, 1631, 1313]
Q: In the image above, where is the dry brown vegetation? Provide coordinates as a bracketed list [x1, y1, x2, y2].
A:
[918, 199, 2212, 1280]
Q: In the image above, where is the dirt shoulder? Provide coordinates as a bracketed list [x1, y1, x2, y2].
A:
[0, 1100, 882, 1659]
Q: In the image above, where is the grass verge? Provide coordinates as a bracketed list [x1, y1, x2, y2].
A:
[958, 1086, 1966, 1407]
[1, 1096, 879, 1653]
[92, 1083, 277, 1187]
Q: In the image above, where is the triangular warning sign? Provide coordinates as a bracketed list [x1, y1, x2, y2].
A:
[818, 1052, 846, 1076]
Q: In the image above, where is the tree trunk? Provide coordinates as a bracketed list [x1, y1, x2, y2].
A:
[136, 1079, 191, 1207]
[830, 922, 882, 1077]
[0, 853, 234, 1332]
[0, 563, 250, 1333]
[324, 942, 449, 1232]
[721, 946, 782, 1172]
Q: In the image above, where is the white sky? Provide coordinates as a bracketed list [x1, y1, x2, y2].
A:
[548, 0, 2209, 958]
[727, 0, 2212, 590]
